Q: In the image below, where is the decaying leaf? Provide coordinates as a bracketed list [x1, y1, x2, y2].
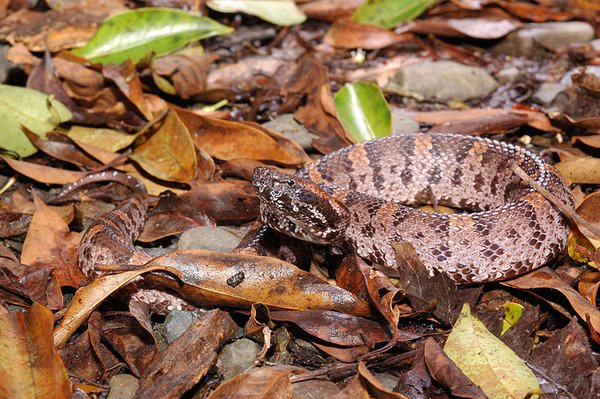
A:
[444, 304, 540, 399]
[141, 249, 373, 316]
[0, 303, 71, 399]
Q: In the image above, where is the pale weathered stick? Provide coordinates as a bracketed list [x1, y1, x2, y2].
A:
[508, 160, 600, 240]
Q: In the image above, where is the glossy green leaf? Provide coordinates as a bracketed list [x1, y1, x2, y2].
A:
[0, 85, 72, 157]
[334, 82, 391, 142]
[352, 0, 436, 29]
[206, 0, 306, 26]
[72, 8, 233, 64]
[444, 304, 540, 399]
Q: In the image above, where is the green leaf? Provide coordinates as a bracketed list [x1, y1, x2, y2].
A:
[444, 304, 540, 399]
[0, 85, 72, 157]
[206, 0, 306, 26]
[334, 82, 391, 142]
[71, 8, 233, 64]
[500, 302, 524, 336]
[352, 0, 436, 29]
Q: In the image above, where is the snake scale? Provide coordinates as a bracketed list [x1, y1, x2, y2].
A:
[253, 133, 573, 284]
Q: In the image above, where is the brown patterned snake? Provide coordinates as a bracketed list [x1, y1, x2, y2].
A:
[253, 133, 573, 284]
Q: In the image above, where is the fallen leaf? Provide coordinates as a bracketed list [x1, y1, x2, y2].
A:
[0, 84, 72, 157]
[502, 268, 600, 334]
[423, 338, 487, 399]
[325, 18, 417, 49]
[176, 107, 310, 166]
[299, 0, 362, 21]
[141, 249, 373, 316]
[53, 264, 182, 348]
[410, 11, 522, 39]
[555, 157, 600, 184]
[138, 309, 237, 398]
[207, 0, 306, 26]
[0, 303, 71, 398]
[444, 304, 540, 399]
[130, 109, 198, 184]
[352, 0, 435, 28]
[1, 157, 87, 185]
[208, 366, 293, 399]
[67, 126, 137, 152]
[72, 7, 232, 64]
[20, 195, 85, 288]
[334, 82, 391, 142]
[357, 361, 411, 399]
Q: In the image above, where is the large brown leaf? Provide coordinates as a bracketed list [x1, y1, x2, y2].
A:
[176, 107, 310, 166]
[142, 249, 373, 316]
[0, 303, 71, 399]
[20, 195, 85, 288]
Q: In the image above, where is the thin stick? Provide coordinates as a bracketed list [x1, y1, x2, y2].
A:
[508, 160, 600, 240]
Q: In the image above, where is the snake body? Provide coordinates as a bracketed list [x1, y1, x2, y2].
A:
[253, 133, 573, 283]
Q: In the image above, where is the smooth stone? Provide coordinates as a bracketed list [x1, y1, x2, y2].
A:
[177, 226, 243, 252]
[386, 60, 498, 102]
[390, 109, 420, 134]
[217, 338, 262, 380]
[107, 374, 139, 399]
[532, 82, 567, 105]
[162, 309, 206, 343]
[496, 66, 521, 84]
[494, 22, 594, 56]
[263, 113, 317, 150]
[374, 372, 400, 391]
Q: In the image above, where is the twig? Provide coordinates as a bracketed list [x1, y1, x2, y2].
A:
[508, 161, 600, 240]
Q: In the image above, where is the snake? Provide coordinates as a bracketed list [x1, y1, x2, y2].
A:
[252, 133, 573, 284]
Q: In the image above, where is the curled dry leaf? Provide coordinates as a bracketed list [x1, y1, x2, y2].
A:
[137, 309, 238, 398]
[176, 107, 310, 166]
[357, 361, 411, 399]
[141, 249, 373, 317]
[502, 268, 600, 334]
[268, 310, 391, 347]
[130, 109, 198, 184]
[423, 338, 486, 399]
[0, 303, 71, 399]
[53, 264, 183, 348]
[410, 11, 522, 39]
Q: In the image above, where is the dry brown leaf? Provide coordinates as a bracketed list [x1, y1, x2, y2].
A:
[299, 0, 362, 21]
[138, 309, 238, 398]
[502, 268, 600, 334]
[555, 157, 600, 184]
[0, 303, 71, 398]
[325, 18, 418, 49]
[358, 361, 411, 399]
[572, 134, 600, 148]
[21, 195, 84, 288]
[1, 156, 87, 185]
[142, 249, 373, 316]
[176, 107, 310, 166]
[208, 366, 293, 399]
[53, 264, 183, 348]
[410, 11, 522, 39]
[130, 109, 198, 184]
[0, 0, 127, 51]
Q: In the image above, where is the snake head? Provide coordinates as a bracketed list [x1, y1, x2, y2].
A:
[252, 167, 350, 245]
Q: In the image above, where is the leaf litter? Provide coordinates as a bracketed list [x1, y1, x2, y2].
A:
[0, 1, 598, 398]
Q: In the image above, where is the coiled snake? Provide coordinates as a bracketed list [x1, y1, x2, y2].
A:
[253, 133, 572, 283]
